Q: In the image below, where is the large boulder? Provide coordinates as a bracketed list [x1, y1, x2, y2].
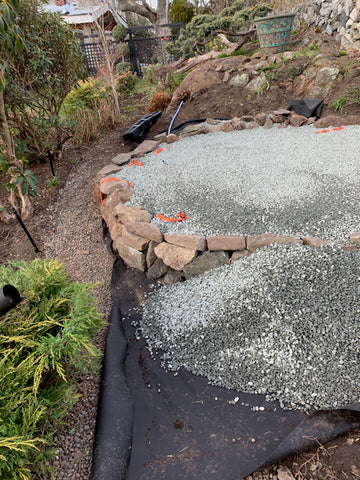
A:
[171, 67, 222, 104]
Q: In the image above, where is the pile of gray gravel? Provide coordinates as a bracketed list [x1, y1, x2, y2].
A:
[121, 126, 360, 242]
[140, 243, 360, 411]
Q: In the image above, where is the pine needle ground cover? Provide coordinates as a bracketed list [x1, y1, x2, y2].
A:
[0, 259, 103, 480]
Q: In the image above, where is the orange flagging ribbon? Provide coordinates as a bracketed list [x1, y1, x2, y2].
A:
[128, 158, 144, 167]
[315, 126, 344, 134]
[157, 212, 188, 222]
[154, 147, 168, 156]
[100, 177, 134, 189]
[100, 177, 134, 205]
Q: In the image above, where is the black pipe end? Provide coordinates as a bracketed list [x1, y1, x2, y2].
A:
[3, 284, 22, 306]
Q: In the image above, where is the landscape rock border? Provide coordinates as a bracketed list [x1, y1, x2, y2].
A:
[94, 117, 359, 283]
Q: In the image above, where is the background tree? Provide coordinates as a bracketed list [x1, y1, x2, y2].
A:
[169, 0, 195, 25]
[111, 0, 169, 27]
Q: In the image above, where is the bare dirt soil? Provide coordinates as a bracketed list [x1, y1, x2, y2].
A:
[153, 30, 360, 136]
[1, 30, 360, 480]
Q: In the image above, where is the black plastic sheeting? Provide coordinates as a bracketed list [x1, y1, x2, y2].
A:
[91, 259, 360, 480]
[287, 99, 323, 119]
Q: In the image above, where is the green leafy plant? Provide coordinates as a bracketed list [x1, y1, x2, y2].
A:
[116, 71, 138, 95]
[338, 50, 347, 56]
[112, 25, 127, 42]
[254, 79, 270, 95]
[231, 49, 245, 56]
[331, 87, 360, 113]
[63, 78, 111, 118]
[3, 0, 86, 162]
[46, 176, 58, 193]
[0, 259, 103, 480]
[169, 0, 195, 25]
[116, 62, 133, 75]
[10, 169, 38, 198]
[217, 52, 228, 58]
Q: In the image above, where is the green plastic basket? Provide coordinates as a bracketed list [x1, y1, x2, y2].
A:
[254, 14, 296, 54]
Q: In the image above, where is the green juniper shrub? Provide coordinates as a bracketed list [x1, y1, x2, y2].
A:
[116, 62, 133, 75]
[63, 78, 111, 118]
[0, 259, 103, 480]
[112, 25, 127, 42]
[116, 71, 138, 95]
[168, 0, 271, 59]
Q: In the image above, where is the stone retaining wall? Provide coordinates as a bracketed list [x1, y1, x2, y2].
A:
[95, 117, 360, 284]
[291, 0, 360, 50]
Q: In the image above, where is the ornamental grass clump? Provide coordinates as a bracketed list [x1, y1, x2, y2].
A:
[0, 259, 103, 480]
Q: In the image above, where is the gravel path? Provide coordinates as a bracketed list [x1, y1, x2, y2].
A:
[41, 142, 115, 480]
[121, 126, 360, 242]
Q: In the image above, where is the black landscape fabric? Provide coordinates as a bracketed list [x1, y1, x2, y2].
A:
[91, 259, 360, 480]
[286, 99, 323, 119]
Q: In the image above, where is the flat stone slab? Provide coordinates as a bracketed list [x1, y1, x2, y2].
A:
[183, 251, 229, 279]
[125, 222, 163, 243]
[115, 205, 152, 224]
[111, 152, 132, 165]
[247, 234, 299, 253]
[131, 140, 160, 158]
[154, 242, 197, 271]
[98, 164, 122, 177]
[350, 231, 360, 245]
[164, 233, 206, 251]
[302, 236, 332, 247]
[207, 235, 245, 251]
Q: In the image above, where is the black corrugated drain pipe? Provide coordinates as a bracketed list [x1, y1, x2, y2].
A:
[0, 284, 22, 318]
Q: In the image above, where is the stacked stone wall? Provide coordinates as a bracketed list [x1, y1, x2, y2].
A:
[291, 0, 360, 50]
[95, 117, 360, 285]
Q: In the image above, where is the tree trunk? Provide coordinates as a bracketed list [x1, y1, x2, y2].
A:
[0, 89, 32, 221]
[112, 0, 169, 27]
[156, 0, 169, 37]
[0, 200, 12, 223]
[176, 50, 219, 74]
[218, 29, 255, 55]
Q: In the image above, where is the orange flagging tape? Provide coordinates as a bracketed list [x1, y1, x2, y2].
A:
[128, 158, 144, 167]
[157, 212, 188, 222]
[154, 147, 168, 156]
[315, 126, 344, 134]
[100, 178, 134, 206]
[100, 177, 120, 184]
[100, 177, 134, 189]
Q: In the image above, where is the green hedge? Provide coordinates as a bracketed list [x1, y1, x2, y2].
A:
[0, 259, 103, 480]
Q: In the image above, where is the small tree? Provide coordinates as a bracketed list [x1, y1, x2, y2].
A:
[0, 0, 32, 221]
[4, 0, 86, 161]
[169, 0, 195, 25]
[167, 0, 271, 59]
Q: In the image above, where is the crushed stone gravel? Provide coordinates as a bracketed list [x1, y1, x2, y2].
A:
[120, 126, 360, 242]
[41, 147, 114, 480]
[140, 243, 360, 411]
